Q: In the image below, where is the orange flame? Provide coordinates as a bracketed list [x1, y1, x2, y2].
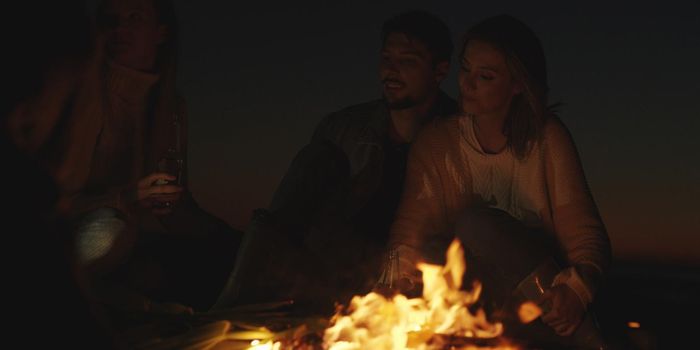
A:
[324, 239, 515, 349]
[517, 301, 542, 324]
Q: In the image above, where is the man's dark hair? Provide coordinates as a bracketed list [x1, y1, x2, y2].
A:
[381, 10, 453, 64]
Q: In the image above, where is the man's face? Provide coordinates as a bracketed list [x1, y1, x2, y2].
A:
[379, 33, 445, 110]
[99, 0, 165, 71]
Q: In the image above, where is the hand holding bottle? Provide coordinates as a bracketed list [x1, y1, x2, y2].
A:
[375, 245, 423, 297]
[134, 172, 183, 215]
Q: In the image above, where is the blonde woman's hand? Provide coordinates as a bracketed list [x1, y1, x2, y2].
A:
[395, 245, 423, 295]
[539, 284, 585, 336]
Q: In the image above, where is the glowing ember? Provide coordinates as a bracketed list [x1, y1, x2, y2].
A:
[517, 302, 542, 324]
[323, 239, 517, 350]
[248, 339, 281, 350]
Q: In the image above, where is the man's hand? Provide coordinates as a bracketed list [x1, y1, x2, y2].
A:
[539, 284, 585, 336]
[134, 173, 183, 215]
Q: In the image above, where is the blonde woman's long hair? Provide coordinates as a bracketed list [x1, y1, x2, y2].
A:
[461, 15, 554, 160]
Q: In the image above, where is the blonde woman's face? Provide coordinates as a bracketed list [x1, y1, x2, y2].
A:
[458, 40, 521, 118]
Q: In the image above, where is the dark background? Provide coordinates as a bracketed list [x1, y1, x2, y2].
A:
[169, 3, 700, 346]
[136, 1, 700, 267]
[58, 1, 700, 347]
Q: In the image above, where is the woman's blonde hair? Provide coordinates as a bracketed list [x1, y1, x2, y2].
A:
[461, 15, 552, 159]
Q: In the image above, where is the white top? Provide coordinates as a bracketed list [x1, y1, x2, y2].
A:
[459, 115, 546, 228]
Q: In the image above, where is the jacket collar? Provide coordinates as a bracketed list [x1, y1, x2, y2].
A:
[365, 89, 457, 142]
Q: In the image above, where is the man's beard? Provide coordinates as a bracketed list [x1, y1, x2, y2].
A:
[385, 95, 418, 110]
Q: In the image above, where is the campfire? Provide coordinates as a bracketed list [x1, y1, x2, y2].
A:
[321, 239, 523, 350]
[241, 239, 537, 350]
[132, 239, 541, 350]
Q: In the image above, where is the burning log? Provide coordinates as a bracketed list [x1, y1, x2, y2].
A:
[322, 239, 519, 350]
[132, 239, 541, 349]
[424, 333, 511, 349]
[133, 320, 231, 350]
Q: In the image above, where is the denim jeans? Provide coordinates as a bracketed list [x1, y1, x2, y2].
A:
[452, 207, 606, 349]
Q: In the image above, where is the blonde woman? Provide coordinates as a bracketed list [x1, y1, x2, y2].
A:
[389, 15, 611, 345]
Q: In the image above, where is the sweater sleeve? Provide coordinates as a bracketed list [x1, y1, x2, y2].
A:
[67, 96, 188, 221]
[543, 117, 612, 297]
[65, 185, 134, 220]
[390, 126, 449, 259]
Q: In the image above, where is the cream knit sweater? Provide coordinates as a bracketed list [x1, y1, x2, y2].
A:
[390, 114, 611, 301]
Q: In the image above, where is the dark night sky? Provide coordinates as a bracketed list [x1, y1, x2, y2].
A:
[147, 1, 699, 265]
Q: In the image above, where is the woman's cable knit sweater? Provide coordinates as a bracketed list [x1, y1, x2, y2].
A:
[8, 57, 183, 219]
[389, 114, 611, 304]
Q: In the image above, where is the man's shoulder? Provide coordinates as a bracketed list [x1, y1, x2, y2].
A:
[413, 115, 461, 151]
[433, 91, 458, 119]
[314, 99, 386, 140]
[421, 114, 461, 137]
